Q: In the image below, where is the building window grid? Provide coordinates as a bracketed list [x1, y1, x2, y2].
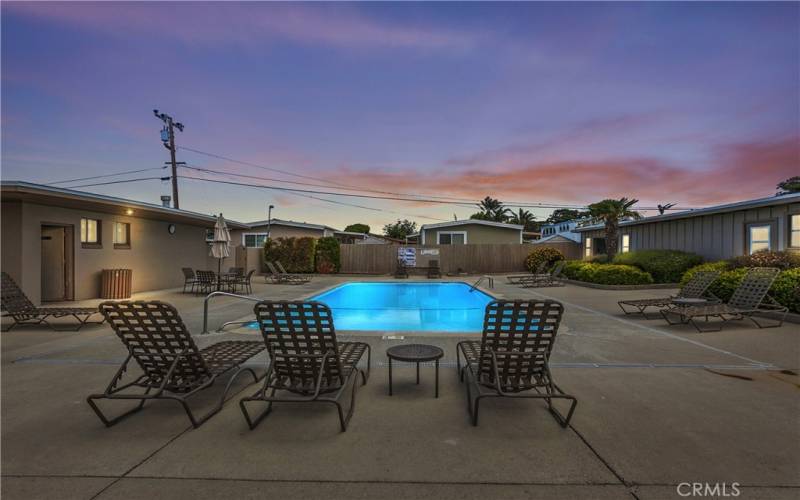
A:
[242, 233, 269, 248]
[621, 234, 630, 253]
[80, 218, 101, 247]
[113, 222, 130, 248]
[790, 214, 800, 248]
[748, 225, 771, 254]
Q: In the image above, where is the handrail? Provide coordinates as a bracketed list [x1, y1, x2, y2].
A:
[469, 275, 494, 292]
[201, 291, 262, 334]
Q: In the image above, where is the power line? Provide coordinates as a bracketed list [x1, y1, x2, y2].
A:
[47, 167, 165, 185]
[60, 176, 171, 189]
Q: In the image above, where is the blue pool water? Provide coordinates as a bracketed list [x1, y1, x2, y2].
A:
[283, 282, 493, 332]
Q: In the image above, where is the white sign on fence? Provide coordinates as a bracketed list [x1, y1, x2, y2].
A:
[398, 247, 417, 266]
[420, 249, 440, 256]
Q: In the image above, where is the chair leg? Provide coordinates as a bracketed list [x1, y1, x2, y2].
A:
[239, 386, 278, 430]
[86, 392, 149, 427]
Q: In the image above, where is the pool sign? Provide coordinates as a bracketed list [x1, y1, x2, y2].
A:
[420, 249, 439, 256]
[398, 247, 417, 266]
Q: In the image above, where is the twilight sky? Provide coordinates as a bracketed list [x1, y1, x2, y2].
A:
[2, 2, 798, 229]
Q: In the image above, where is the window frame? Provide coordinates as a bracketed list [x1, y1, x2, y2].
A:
[584, 236, 592, 258]
[113, 221, 131, 249]
[80, 217, 102, 249]
[790, 213, 800, 249]
[437, 231, 467, 245]
[621, 234, 630, 253]
[746, 222, 773, 255]
[242, 232, 269, 248]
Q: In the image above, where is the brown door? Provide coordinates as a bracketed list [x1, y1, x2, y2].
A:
[41, 225, 66, 302]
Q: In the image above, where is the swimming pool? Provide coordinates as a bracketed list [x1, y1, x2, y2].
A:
[306, 282, 494, 332]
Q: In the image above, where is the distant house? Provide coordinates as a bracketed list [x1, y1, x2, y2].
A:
[410, 220, 524, 245]
[534, 219, 583, 245]
[234, 219, 337, 249]
[333, 231, 401, 244]
[1, 181, 249, 303]
[575, 193, 800, 260]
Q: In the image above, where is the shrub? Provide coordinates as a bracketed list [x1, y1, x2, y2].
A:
[589, 254, 610, 264]
[562, 260, 590, 280]
[680, 261, 732, 287]
[575, 263, 654, 285]
[771, 268, 800, 313]
[730, 250, 800, 270]
[263, 237, 316, 273]
[315, 237, 340, 274]
[613, 249, 703, 284]
[525, 247, 565, 273]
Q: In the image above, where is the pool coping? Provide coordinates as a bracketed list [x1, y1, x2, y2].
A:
[218, 279, 502, 337]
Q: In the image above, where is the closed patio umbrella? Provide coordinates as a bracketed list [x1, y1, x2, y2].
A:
[210, 213, 231, 288]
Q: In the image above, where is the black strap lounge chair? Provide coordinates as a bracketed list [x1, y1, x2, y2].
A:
[87, 301, 266, 428]
[618, 270, 721, 318]
[660, 267, 787, 332]
[395, 260, 409, 279]
[456, 300, 577, 427]
[275, 261, 312, 283]
[1, 272, 104, 331]
[239, 301, 371, 432]
[519, 261, 566, 288]
[427, 260, 441, 279]
[506, 262, 547, 284]
[265, 262, 310, 285]
[181, 267, 198, 294]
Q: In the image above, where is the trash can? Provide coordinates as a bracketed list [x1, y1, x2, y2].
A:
[101, 269, 132, 299]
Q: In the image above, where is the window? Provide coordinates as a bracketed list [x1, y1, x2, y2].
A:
[243, 233, 269, 248]
[437, 231, 466, 244]
[205, 229, 215, 242]
[621, 234, 630, 253]
[80, 218, 101, 247]
[748, 224, 771, 254]
[584, 237, 592, 258]
[791, 214, 800, 248]
[113, 222, 130, 248]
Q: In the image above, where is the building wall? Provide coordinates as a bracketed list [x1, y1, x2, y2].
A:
[580, 202, 800, 261]
[422, 224, 521, 245]
[2, 201, 214, 303]
[229, 224, 325, 247]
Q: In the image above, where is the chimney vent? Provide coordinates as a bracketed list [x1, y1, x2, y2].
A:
[160, 195, 172, 208]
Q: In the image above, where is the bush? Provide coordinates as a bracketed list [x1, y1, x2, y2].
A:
[771, 268, 800, 313]
[613, 250, 703, 284]
[315, 237, 340, 274]
[525, 247, 565, 273]
[730, 250, 800, 270]
[562, 260, 590, 280]
[263, 237, 316, 273]
[680, 261, 732, 287]
[589, 254, 610, 264]
[575, 263, 654, 285]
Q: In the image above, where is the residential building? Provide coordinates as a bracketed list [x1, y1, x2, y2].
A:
[534, 219, 583, 245]
[233, 219, 337, 249]
[333, 231, 401, 244]
[1, 181, 249, 303]
[575, 193, 800, 260]
[410, 220, 524, 245]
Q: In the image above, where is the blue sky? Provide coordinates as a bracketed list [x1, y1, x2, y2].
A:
[2, 2, 798, 228]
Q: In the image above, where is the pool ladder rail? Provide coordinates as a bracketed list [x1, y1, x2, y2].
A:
[469, 275, 494, 292]
[201, 291, 262, 334]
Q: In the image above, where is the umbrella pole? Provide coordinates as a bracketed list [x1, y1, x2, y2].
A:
[217, 258, 222, 291]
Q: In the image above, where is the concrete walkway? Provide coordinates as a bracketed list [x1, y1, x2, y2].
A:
[2, 276, 798, 499]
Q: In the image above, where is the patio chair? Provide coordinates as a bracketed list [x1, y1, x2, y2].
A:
[265, 262, 310, 285]
[235, 269, 256, 295]
[395, 260, 409, 279]
[519, 261, 566, 288]
[239, 301, 371, 431]
[618, 270, 721, 318]
[506, 262, 547, 284]
[181, 268, 198, 294]
[456, 299, 576, 427]
[276, 261, 312, 283]
[87, 300, 266, 428]
[427, 260, 441, 279]
[194, 270, 217, 295]
[660, 267, 787, 332]
[1, 272, 104, 331]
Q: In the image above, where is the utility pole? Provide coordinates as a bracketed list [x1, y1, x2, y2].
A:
[153, 109, 184, 209]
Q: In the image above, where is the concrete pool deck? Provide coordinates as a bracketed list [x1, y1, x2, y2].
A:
[2, 275, 798, 499]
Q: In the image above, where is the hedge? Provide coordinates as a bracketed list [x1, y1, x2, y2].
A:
[315, 237, 340, 274]
[730, 250, 800, 270]
[525, 247, 564, 273]
[613, 249, 703, 284]
[575, 263, 654, 285]
[562, 261, 590, 280]
[263, 237, 316, 273]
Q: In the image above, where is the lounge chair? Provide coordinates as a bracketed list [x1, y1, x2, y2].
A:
[87, 300, 266, 428]
[276, 261, 312, 283]
[519, 261, 566, 288]
[660, 267, 787, 332]
[239, 301, 370, 431]
[1, 272, 104, 331]
[395, 260, 409, 279]
[618, 270, 721, 318]
[181, 267, 198, 294]
[456, 299, 577, 427]
[506, 262, 547, 284]
[265, 262, 310, 284]
[427, 260, 441, 279]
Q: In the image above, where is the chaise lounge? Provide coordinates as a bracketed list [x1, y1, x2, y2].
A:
[239, 301, 370, 432]
[265, 262, 311, 284]
[660, 267, 787, 332]
[618, 270, 721, 318]
[1, 271, 104, 331]
[518, 261, 566, 288]
[456, 299, 577, 427]
[87, 300, 266, 428]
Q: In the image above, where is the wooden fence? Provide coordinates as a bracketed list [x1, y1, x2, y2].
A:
[340, 242, 581, 275]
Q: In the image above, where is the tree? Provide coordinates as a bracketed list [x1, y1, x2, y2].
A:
[383, 219, 417, 239]
[344, 223, 370, 234]
[470, 196, 511, 222]
[777, 176, 800, 195]
[587, 198, 642, 261]
[508, 208, 538, 232]
[546, 208, 588, 224]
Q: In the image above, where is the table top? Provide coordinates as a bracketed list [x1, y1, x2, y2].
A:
[386, 344, 444, 362]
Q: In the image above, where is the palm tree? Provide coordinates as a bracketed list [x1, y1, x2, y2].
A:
[587, 198, 642, 260]
[509, 208, 537, 231]
[474, 196, 511, 222]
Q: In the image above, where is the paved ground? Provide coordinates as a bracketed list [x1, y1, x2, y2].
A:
[2, 276, 798, 499]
